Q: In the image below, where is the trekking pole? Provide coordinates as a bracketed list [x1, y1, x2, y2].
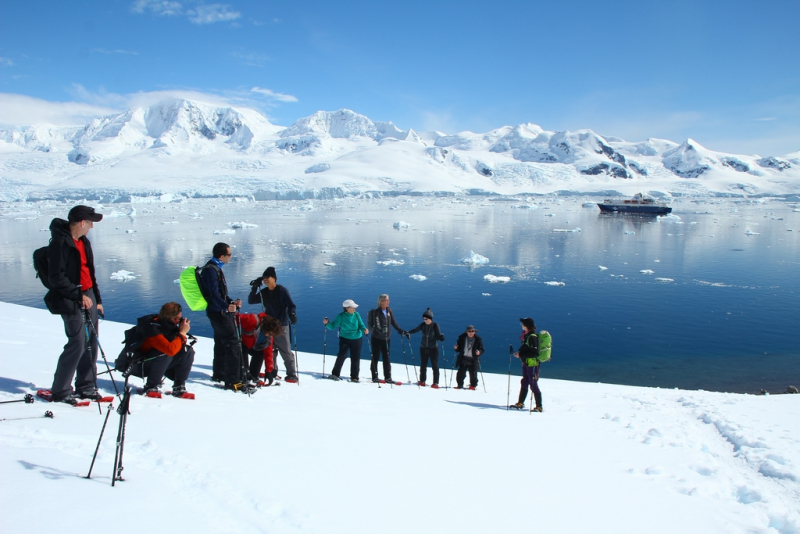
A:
[408, 341, 419, 389]
[1, 411, 54, 422]
[478, 357, 487, 394]
[367, 334, 380, 388]
[507, 345, 513, 411]
[233, 312, 252, 397]
[84, 309, 121, 399]
[86, 402, 113, 479]
[449, 353, 457, 389]
[83, 311, 103, 414]
[112, 383, 132, 487]
[322, 320, 328, 377]
[401, 336, 411, 384]
[440, 341, 447, 390]
[291, 322, 300, 385]
[0, 394, 35, 405]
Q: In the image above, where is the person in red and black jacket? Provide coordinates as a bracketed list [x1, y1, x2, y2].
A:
[46, 205, 104, 404]
[131, 302, 195, 397]
[239, 313, 283, 385]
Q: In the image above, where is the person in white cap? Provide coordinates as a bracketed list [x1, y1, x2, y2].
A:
[323, 300, 369, 382]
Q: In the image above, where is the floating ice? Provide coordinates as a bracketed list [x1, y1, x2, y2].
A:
[655, 277, 674, 282]
[110, 270, 136, 281]
[582, 202, 597, 208]
[598, 265, 608, 270]
[376, 260, 405, 266]
[173, 279, 180, 284]
[745, 230, 760, 235]
[324, 262, 336, 266]
[393, 221, 411, 229]
[484, 274, 510, 283]
[409, 274, 427, 281]
[161, 221, 178, 225]
[482, 293, 491, 296]
[214, 229, 236, 235]
[461, 251, 489, 265]
[640, 269, 655, 274]
[544, 281, 566, 287]
[553, 228, 581, 233]
[228, 222, 258, 229]
[624, 231, 635, 235]
[125, 229, 136, 234]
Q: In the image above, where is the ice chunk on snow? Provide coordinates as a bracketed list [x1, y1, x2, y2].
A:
[228, 221, 258, 229]
[484, 274, 510, 283]
[110, 270, 136, 281]
[409, 274, 427, 281]
[393, 221, 412, 229]
[544, 281, 565, 287]
[461, 251, 489, 265]
[376, 260, 405, 266]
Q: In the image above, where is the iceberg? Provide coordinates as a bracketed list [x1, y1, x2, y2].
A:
[484, 274, 510, 283]
[462, 251, 489, 265]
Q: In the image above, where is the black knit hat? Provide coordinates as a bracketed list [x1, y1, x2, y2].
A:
[262, 266, 277, 280]
[423, 308, 433, 319]
[520, 317, 535, 330]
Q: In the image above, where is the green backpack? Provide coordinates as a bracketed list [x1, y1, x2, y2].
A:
[179, 266, 208, 312]
[524, 330, 552, 366]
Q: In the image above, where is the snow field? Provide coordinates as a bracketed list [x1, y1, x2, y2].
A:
[0, 301, 798, 534]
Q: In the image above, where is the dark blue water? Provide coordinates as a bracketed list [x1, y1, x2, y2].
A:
[2, 197, 797, 393]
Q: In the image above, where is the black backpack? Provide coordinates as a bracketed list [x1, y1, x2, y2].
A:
[115, 324, 147, 377]
[33, 245, 52, 289]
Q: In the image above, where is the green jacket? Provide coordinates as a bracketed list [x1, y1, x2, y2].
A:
[326, 311, 366, 340]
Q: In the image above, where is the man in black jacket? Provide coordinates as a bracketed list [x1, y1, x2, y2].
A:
[46, 205, 104, 404]
[454, 325, 484, 390]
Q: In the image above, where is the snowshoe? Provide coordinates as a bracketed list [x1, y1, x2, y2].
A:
[430, 384, 440, 389]
[468, 386, 477, 391]
[532, 406, 543, 413]
[510, 402, 525, 410]
[328, 375, 342, 381]
[418, 382, 426, 387]
[36, 389, 90, 407]
[169, 385, 195, 399]
[379, 379, 402, 386]
[349, 378, 360, 383]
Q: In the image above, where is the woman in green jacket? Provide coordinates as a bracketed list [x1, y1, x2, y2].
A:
[323, 299, 369, 382]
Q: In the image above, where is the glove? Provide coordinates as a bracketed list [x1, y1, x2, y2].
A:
[249, 277, 261, 287]
[402, 331, 410, 339]
[438, 335, 445, 342]
[289, 313, 297, 325]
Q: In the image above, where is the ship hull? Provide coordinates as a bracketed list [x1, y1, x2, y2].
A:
[597, 203, 672, 214]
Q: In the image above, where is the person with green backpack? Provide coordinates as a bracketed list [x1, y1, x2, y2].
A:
[510, 317, 548, 412]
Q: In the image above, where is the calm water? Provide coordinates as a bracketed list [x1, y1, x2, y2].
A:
[1, 196, 798, 393]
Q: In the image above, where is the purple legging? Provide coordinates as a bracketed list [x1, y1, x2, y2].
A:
[518, 364, 542, 407]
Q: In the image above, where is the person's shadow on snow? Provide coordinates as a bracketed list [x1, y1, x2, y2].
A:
[18, 460, 84, 481]
[0, 376, 36, 395]
[444, 400, 506, 411]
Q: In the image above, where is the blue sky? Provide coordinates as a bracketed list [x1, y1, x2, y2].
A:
[1, 0, 798, 155]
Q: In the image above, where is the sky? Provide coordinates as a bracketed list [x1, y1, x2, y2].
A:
[0, 0, 799, 156]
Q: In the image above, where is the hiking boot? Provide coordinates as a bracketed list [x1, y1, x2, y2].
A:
[454, 385, 463, 390]
[53, 393, 82, 405]
[211, 375, 224, 383]
[349, 378, 360, 383]
[430, 384, 440, 389]
[172, 385, 187, 396]
[533, 406, 543, 413]
[78, 389, 102, 401]
[285, 376, 299, 384]
[372, 377, 381, 383]
[328, 374, 342, 381]
[418, 382, 426, 387]
[510, 402, 525, 410]
[226, 382, 257, 393]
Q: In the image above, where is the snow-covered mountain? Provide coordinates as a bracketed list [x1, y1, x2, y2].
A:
[1, 99, 798, 202]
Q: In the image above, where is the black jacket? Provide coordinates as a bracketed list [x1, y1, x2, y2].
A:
[367, 307, 404, 341]
[45, 218, 101, 315]
[407, 321, 444, 349]
[518, 331, 539, 367]
[454, 332, 484, 364]
[248, 283, 296, 326]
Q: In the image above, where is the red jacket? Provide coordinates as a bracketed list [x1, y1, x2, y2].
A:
[240, 313, 274, 373]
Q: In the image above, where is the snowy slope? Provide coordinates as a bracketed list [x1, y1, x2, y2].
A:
[1, 301, 799, 534]
[1, 100, 799, 202]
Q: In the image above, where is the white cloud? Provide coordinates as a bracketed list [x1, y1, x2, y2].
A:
[131, 0, 183, 16]
[0, 57, 15, 67]
[188, 4, 240, 24]
[754, 117, 777, 122]
[0, 93, 118, 127]
[251, 87, 297, 103]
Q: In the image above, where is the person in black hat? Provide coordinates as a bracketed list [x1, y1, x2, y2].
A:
[511, 317, 543, 411]
[406, 308, 445, 387]
[454, 325, 483, 390]
[44, 205, 104, 404]
[248, 266, 299, 383]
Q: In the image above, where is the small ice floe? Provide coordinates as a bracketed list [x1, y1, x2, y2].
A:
[640, 269, 655, 275]
[376, 260, 405, 266]
[125, 229, 136, 234]
[610, 274, 624, 278]
[393, 221, 412, 229]
[598, 265, 608, 270]
[544, 213, 555, 217]
[654, 259, 661, 263]
[484, 274, 510, 283]
[229, 222, 258, 229]
[482, 293, 491, 296]
[544, 281, 566, 287]
[461, 251, 489, 265]
[409, 274, 427, 281]
[214, 229, 236, 235]
[189, 213, 203, 219]
[624, 231, 635, 235]
[161, 221, 178, 225]
[110, 270, 136, 281]
[745, 230, 760, 235]
[173, 279, 180, 284]
[655, 277, 674, 282]
[582, 202, 597, 208]
[553, 228, 581, 233]
[324, 262, 336, 267]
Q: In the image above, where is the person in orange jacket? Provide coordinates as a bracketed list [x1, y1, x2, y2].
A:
[239, 312, 283, 386]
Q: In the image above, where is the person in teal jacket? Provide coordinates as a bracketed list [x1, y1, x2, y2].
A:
[323, 299, 369, 382]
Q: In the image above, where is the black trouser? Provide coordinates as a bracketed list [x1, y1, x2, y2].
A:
[370, 337, 392, 380]
[51, 288, 99, 399]
[419, 346, 439, 384]
[456, 358, 478, 388]
[135, 346, 195, 389]
[332, 337, 362, 380]
[206, 310, 242, 383]
[242, 344, 270, 380]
